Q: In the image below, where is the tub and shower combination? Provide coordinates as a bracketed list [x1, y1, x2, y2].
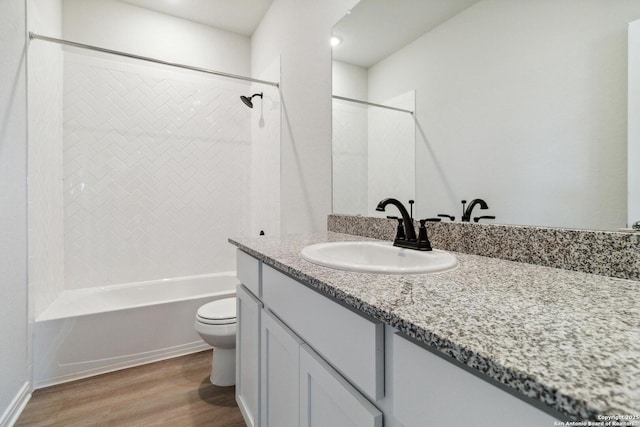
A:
[34, 273, 237, 388]
[29, 13, 280, 388]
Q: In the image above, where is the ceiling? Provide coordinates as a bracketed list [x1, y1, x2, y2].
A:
[332, 0, 480, 69]
[119, 0, 273, 36]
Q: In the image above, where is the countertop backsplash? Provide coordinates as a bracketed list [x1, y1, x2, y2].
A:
[328, 214, 640, 281]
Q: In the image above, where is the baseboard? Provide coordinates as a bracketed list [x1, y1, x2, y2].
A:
[237, 394, 256, 427]
[0, 381, 31, 427]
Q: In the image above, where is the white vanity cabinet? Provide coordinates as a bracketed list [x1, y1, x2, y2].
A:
[235, 249, 560, 427]
[260, 309, 303, 427]
[235, 283, 262, 427]
[261, 264, 384, 402]
[235, 249, 383, 427]
[392, 333, 559, 427]
[299, 343, 383, 427]
[260, 308, 383, 427]
[236, 250, 264, 427]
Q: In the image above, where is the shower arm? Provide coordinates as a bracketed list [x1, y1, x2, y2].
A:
[28, 32, 280, 88]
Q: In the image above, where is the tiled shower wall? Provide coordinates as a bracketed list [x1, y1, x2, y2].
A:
[332, 91, 415, 216]
[63, 52, 254, 289]
[332, 99, 368, 215]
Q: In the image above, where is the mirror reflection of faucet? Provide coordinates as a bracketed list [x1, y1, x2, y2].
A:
[461, 199, 495, 223]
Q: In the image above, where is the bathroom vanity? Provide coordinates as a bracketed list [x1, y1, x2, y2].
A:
[231, 232, 640, 427]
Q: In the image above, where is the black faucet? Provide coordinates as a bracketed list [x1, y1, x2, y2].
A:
[461, 199, 490, 222]
[376, 198, 432, 251]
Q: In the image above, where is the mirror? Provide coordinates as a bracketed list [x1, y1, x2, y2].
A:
[332, 91, 416, 216]
[332, 0, 640, 231]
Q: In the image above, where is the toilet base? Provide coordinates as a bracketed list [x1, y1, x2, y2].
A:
[210, 347, 236, 386]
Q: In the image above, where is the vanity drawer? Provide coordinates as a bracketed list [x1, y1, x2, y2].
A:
[236, 249, 261, 297]
[262, 264, 384, 401]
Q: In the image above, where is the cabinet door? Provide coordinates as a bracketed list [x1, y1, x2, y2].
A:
[392, 333, 559, 427]
[262, 265, 384, 401]
[236, 284, 262, 427]
[299, 344, 382, 427]
[261, 309, 303, 427]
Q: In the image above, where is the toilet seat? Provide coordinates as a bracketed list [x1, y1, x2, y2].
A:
[196, 298, 237, 325]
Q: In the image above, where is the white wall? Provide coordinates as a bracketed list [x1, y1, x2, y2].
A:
[332, 98, 368, 214]
[368, 0, 640, 230]
[250, 58, 282, 237]
[0, 0, 30, 424]
[63, 53, 253, 288]
[62, 0, 250, 75]
[251, 0, 360, 233]
[28, 0, 65, 320]
[60, 2, 256, 288]
[332, 61, 416, 216]
[367, 91, 415, 216]
[332, 60, 368, 214]
[332, 60, 368, 100]
[629, 19, 640, 227]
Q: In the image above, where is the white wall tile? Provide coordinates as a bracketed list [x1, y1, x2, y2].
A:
[332, 99, 368, 214]
[63, 53, 252, 288]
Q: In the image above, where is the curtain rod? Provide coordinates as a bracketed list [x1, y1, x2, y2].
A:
[29, 32, 280, 88]
[332, 95, 414, 114]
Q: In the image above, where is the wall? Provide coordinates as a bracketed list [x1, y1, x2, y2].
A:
[630, 19, 640, 227]
[63, 53, 253, 288]
[332, 62, 415, 216]
[368, 0, 640, 230]
[332, 98, 368, 214]
[367, 91, 415, 215]
[0, 0, 30, 424]
[332, 60, 367, 100]
[332, 61, 368, 214]
[62, 0, 250, 75]
[28, 0, 65, 320]
[250, 58, 282, 237]
[60, 1, 256, 288]
[251, 0, 360, 233]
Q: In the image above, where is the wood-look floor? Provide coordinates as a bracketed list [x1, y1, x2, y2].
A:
[16, 351, 247, 427]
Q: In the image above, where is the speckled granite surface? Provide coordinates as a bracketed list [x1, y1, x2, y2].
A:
[328, 214, 640, 281]
[229, 232, 640, 421]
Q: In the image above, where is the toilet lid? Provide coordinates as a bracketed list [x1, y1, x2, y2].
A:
[197, 297, 236, 322]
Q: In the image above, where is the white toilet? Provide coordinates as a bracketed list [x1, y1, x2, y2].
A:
[194, 297, 237, 386]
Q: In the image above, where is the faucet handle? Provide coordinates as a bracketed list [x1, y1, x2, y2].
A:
[437, 214, 455, 221]
[387, 216, 406, 240]
[416, 219, 434, 250]
[473, 215, 495, 223]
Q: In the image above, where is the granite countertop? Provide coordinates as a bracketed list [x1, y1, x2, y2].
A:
[229, 232, 640, 421]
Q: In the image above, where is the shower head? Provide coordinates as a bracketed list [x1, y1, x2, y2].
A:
[240, 92, 263, 108]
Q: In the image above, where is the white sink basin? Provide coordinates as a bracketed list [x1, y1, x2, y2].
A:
[300, 241, 458, 274]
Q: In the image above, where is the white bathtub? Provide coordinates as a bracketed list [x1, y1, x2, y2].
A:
[34, 272, 237, 388]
